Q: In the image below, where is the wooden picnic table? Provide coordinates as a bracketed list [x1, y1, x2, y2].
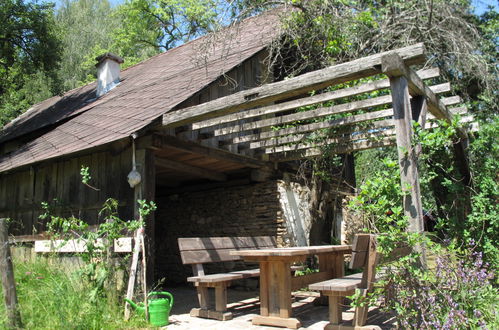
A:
[230, 245, 352, 329]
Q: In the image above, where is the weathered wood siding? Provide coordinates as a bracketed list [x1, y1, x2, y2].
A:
[0, 146, 134, 235]
[173, 50, 271, 152]
[1, 51, 270, 236]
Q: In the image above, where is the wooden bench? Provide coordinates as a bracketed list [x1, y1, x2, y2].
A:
[178, 236, 278, 321]
[309, 234, 410, 330]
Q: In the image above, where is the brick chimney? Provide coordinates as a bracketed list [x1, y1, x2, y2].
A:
[95, 53, 124, 97]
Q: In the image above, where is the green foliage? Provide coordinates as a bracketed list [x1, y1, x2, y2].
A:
[80, 165, 91, 185]
[347, 156, 498, 328]
[412, 116, 499, 270]
[0, 0, 61, 73]
[465, 118, 499, 270]
[0, 68, 55, 127]
[39, 192, 156, 301]
[0, 0, 62, 127]
[137, 199, 157, 219]
[55, 0, 123, 90]
[373, 243, 499, 329]
[348, 157, 406, 232]
[0, 258, 147, 329]
[114, 0, 221, 51]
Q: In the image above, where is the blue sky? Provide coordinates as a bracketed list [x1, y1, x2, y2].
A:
[56, 0, 499, 15]
[472, 0, 499, 14]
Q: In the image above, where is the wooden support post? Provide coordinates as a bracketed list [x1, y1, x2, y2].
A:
[124, 229, 142, 321]
[0, 218, 22, 329]
[382, 55, 427, 267]
[133, 148, 156, 289]
[387, 76, 425, 232]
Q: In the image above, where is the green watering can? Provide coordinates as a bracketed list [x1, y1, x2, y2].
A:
[125, 291, 174, 327]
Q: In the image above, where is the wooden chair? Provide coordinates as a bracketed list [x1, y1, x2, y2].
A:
[309, 234, 409, 330]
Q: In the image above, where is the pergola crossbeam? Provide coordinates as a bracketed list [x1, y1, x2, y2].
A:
[200, 80, 450, 147]
[249, 118, 395, 150]
[268, 136, 396, 162]
[192, 68, 440, 130]
[162, 43, 426, 128]
[213, 95, 393, 137]
[232, 109, 394, 144]
[264, 128, 396, 155]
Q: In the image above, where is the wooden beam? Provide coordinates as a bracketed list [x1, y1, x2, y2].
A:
[382, 53, 471, 187]
[150, 134, 265, 168]
[162, 43, 426, 127]
[265, 128, 396, 154]
[193, 67, 440, 130]
[202, 81, 451, 147]
[0, 218, 23, 328]
[387, 74, 425, 233]
[214, 95, 393, 137]
[133, 148, 156, 289]
[428, 106, 467, 120]
[250, 118, 395, 150]
[441, 96, 461, 107]
[381, 53, 467, 141]
[428, 82, 451, 95]
[268, 136, 396, 162]
[386, 73, 427, 267]
[156, 157, 227, 181]
[233, 109, 394, 144]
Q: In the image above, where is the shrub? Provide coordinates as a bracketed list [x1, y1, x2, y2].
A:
[379, 243, 499, 329]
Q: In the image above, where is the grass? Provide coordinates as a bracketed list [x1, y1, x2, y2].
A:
[0, 257, 149, 329]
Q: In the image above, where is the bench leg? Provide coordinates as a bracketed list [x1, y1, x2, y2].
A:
[329, 294, 342, 325]
[196, 285, 208, 309]
[215, 283, 227, 312]
[190, 283, 233, 321]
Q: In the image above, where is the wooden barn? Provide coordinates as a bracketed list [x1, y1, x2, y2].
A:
[0, 9, 472, 286]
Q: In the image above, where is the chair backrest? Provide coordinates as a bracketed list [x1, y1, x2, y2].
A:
[177, 236, 277, 265]
[349, 233, 413, 290]
[349, 234, 375, 270]
[349, 234, 377, 289]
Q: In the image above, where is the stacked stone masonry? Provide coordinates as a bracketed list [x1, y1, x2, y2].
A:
[155, 180, 292, 284]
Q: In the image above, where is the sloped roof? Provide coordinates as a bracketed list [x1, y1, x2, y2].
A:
[0, 10, 281, 173]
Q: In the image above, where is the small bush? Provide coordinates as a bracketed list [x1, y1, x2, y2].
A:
[380, 244, 499, 329]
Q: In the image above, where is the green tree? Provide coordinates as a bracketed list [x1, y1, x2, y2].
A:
[0, 0, 61, 127]
[114, 0, 222, 52]
[55, 0, 122, 90]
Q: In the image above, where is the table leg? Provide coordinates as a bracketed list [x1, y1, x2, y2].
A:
[253, 260, 301, 329]
[259, 261, 270, 316]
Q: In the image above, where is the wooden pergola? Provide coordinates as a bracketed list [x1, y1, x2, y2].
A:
[159, 43, 472, 253]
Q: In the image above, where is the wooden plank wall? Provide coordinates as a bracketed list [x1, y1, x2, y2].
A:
[0, 146, 135, 235]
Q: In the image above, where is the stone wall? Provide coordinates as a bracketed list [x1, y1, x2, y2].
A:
[277, 177, 313, 247]
[154, 177, 346, 285]
[154, 180, 287, 284]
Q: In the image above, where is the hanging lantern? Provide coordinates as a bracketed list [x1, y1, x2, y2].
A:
[127, 133, 142, 188]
